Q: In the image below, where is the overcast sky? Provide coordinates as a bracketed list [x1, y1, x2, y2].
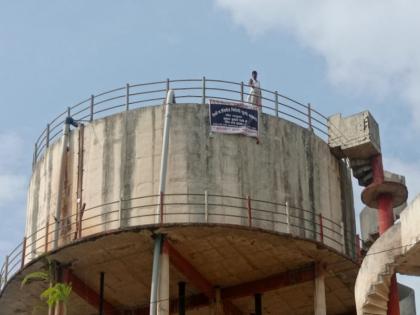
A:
[1, 0, 420, 311]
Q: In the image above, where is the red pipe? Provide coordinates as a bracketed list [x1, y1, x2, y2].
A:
[371, 155, 400, 315]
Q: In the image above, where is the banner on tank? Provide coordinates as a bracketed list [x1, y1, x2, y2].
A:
[208, 99, 259, 138]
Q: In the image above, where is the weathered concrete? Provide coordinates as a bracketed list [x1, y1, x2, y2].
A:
[328, 111, 381, 159]
[0, 226, 358, 315]
[314, 264, 327, 315]
[355, 194, 420, 314]
[25, 104, 356, 260]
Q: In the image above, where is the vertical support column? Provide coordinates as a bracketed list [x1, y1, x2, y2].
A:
[4, 255, 9, 284]
[158, 242, 170, 315]
[178, 282, 186, 315]
[307, 103, 313, 131]
[247, 195, 252, 228]
[314, 263, 326, 315]
[319, 214, 324, 243]
[202, 76, 206, 105]
[255, 293, 262, 315]
[275, 91, 279, 117]
[99, 272, 105, 315]
[150, 235, 163, 315]
[46, 123, 50, 148]
[285, 201, 290, 234]
[126, 83, 130, 111]
[240, 81, 244, 103]
[204, 190, 208, 223]
[21, 237, 27, 270]
[340, 221, 346, 253]
[89, 95, 94, 122]
[370, 154, 400, 315]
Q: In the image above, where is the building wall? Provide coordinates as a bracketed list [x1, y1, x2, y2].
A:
[25, 104, 356, 261]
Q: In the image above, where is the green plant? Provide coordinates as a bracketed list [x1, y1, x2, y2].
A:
[21, 258, 72, 312]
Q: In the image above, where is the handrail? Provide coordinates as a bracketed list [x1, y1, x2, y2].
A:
[31, 78, 342, 168]
[0, 192, 357, 294]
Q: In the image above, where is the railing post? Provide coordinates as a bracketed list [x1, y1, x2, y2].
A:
[46, 124, 50, 148]
[204, 190, 208, 223]
[275, 91, 279, 117]
[4, 255, 9, 284]
[202, 76, 206, 105]
[160, 192, 164, 225]
[67, 106, 71, 118]
[166, 78, 170, 92]
[32, 142, 37, 170]
[247, 195, 252, 227]
[119, 197, 123, 229]
[21, 237, 27, 270]
[45, 215, 49, 253]
[240, 81, 244, 103]
[90, 95, 94, 122]
[307, 103, 313, 131]
[126, 83, 130, 111]
[340, 221, 345, 253]
[319, 213, 324, 243]
[285, 201, 290, 234]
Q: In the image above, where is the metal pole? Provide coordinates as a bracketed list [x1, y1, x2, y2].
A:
[247, 195, 252, 227]
[204, 190, 208, 223]
[255, 293, 262, 315]
[308, 103, 313, 131]
[275, 91, 279, 117]
[319, 214, 324, 243]
[340, 221, 345, 254]
[21, 237, 27, 270]
[166, 78, 170, 92]
[46, 124, 50, 148]
[67, 106, 71, 118]
[119, 197, 123, 229]
[178, 282, 186, 315]
[90, 95, 94, 122]
[240, 81, 244, 102]
[32, 143, 38, 170]
[156, 90, 174, 224]
[99, 272, 105, 315]
[4, 256, 9, 284]
[202, 76, 206, 105]
[150, 235, 163, 315]
[285, 201, 290, 234]
[126, 83, 130, 111]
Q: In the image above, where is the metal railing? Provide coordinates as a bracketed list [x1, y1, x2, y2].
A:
[0, 192, 359, 294]
[32, 78, 337, 167]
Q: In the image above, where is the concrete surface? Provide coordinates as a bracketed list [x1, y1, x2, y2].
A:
[0, 226, 359, 315]
[25, 104, 356, 261]
[355, 194, 420, 314]
[328, 111, 381, 159]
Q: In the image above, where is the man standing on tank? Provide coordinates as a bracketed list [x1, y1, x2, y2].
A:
[247, 70, 262, 108]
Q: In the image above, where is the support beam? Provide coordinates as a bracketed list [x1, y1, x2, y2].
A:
[254, 293, 262, 315]
[163, 240, 215, 299]
[314, 263, 326, 315]
[178, 282, 186, 315]
[158, 245, 170, 315]
[63, 269, 117, 315]
[222, 263, 315, 300]
[150, 235, 163, 315]
[99, 272, 105, 315]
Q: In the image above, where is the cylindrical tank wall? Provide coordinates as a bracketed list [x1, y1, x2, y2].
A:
[25, 104, 356, 261]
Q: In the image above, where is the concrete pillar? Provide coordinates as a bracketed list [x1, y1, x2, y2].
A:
[371, 154, 400, 315]
[157, 246, 170, 315]
[314, 263, 326, 315]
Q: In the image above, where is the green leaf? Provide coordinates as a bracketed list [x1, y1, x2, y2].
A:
[21, 271, 49, 287]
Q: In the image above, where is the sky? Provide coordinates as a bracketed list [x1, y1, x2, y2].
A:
[1, 0, 420, 311]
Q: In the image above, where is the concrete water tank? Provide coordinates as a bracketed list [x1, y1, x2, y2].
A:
[0, 79, 359, 315]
